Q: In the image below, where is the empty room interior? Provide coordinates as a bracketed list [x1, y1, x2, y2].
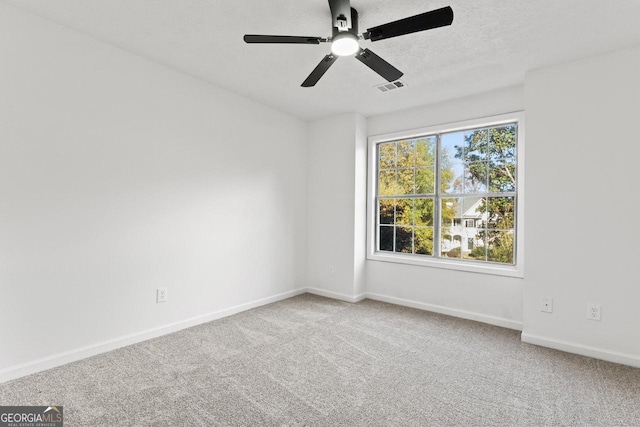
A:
[1, 0, 640, 425]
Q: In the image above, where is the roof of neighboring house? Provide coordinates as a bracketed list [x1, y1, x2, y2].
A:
[453, 197, 484, 219]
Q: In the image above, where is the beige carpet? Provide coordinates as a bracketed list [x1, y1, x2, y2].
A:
[1, 294, 639, 426]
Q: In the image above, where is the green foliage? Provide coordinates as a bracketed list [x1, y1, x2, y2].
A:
[414, 228, 433, 255]
[456, 126, 516, 193]
[379, 199, 394, 224]
[454, 125, 517, 264]
[396, 226, 413, 253]
[487, 230, 514, 263]
[378, 139, 436, 197]
[377, 138, 437, 255]
[441, 199, 456, 228]
[468, 247, 483, 259]
[438, 126, 517, 263]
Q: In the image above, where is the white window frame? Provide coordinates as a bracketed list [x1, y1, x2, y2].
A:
[366, 111, 525, 278]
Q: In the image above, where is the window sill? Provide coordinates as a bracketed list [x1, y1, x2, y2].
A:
[367, 251, 524, 278]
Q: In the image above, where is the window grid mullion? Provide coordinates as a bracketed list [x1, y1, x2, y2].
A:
[393, 142, 398, 253]
[434, 134, 442, 258]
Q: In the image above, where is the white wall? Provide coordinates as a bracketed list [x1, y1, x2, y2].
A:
[367, 86, 525, 136]
[0, 3, 308, 380]
[365, 87, 525, 329]
[353, 114, 368, 297]
[522, 46, 640, 366]
[306, 113, 367, 301]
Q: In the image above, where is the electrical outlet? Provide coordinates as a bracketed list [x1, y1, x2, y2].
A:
[157, 287, 168, 304]
[328, 266, 335, 276]
[587, 303, 601, 321]
[541, 298, 553, 313]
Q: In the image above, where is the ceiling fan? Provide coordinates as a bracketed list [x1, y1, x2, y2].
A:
[243, 0, 454, 87]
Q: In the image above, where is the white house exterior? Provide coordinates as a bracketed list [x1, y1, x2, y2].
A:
[441, 197, 487, 256]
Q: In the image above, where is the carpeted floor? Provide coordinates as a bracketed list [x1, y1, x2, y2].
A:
[1, 294, 639, 426]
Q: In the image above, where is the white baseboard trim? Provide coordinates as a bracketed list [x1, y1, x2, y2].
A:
[365, 292, 523, 331]
[0, 288, 307, 384]
[305, 287, 367, 303]
[521, 332, 640, 369]
[2, 287, 553, 384]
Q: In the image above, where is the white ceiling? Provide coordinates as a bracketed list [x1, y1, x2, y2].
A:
[5, 0, 640, 121]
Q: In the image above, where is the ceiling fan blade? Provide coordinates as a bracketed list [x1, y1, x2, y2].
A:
[244, 35, 324, 44]
[355, 48, 403, 82]
[363, 6, 453, 42]
[329, 0, 352, 31]
[302, 54, 338, 87]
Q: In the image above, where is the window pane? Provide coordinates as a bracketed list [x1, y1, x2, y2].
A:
[462, 197, 485, 219]
[461, 220, 481, 260]
[487, 229, 515, 264]
[395, 226, 413, 253]
[464, 129, 488, 162]
[379, 226, 394, 252]
[441, 198, 459, 229]
[379, 142, 396, 169]
[415, 227, 433, 255]
[378, 170, 396, 196]
[379, 199, 394, 225]
[466, 238, 487, 261]
[395, 199, 413, 226]
[489, 125, 516, 160]
[487, 197, 515, 229]
[441, 161, 464, 194]
[452, 197, 483, 260]
[442, 235, 462, 259]
[489, 158, 516, 192]
[397, 140, 415, 168]
[416, 166, 435, 194]
[465, 162, 488, 193]
[414, 198, 433, 226]
[416, 137, 436, 167]
[441, 198, 458, 257]
[396, 168, 415, 195]
[441, 132, 463, 164]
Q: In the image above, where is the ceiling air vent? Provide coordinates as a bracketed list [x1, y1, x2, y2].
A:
[376, 80, 406, 92]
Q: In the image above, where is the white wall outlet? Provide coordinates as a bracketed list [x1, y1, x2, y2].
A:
[328, 266, 335, 276]
[157, 287, 168, 303]
[587, 303, 601, 321]
[541, 298, 553, 313]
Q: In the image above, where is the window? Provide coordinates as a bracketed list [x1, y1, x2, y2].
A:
[367, 112, 524, 277]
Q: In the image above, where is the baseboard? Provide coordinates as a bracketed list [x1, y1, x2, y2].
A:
[305, 287, 367, 303]
[521, 332, 640, 369]
[9, 288, 634, 385]
[365, 292, 523, 331]
[0, 288, 307, 384]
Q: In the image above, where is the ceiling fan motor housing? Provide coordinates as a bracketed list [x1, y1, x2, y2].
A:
[329, 0, 353, 32]
[332, 8, 359, 35]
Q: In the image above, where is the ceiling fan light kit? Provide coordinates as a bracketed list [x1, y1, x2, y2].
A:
[243, 0, 453, 87]
[331, 33, 360, 56]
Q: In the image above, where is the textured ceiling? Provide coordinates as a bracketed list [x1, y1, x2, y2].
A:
[4, 0, 640, 121]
